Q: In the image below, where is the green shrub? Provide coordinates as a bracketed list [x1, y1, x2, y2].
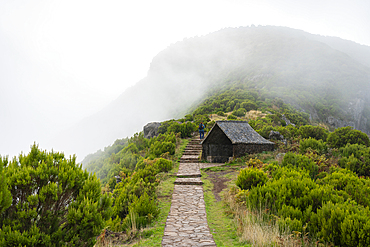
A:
[227, 114, 237, 120]
[276, 125, 299, 140]
[327, 126, 370, 148]
[338, 143, 370, 176]
[299, 137, 328, 154]
[241, 101, 258, 111]
[0, 157, 11, 214]
[122, 143, 139, 154]
[217, 111, 225, 116]
[194, 114, 210, 126]
[123, 192, 159, 231]
[244, 163, 370, 246]
[312, 201, 370, 247]
[278, 216, 303, 233]
[236, 167, 268, 190]
[153, 158, 173, 173]
[147, 133, 177, 158]
[149, 141, 175, 158]
[161, 121, 197, 138]
[113, 165, 158, 220]
[318, 168, 370, 208]
[257, 125, 275, 139]
[282, 152, 319, 180]
[184, 114, 193, 121]
[299, 125, 329, 141]
[233, 108, 246, 117]
[0, 145, 112, 247]
[247, 168, 319, 213]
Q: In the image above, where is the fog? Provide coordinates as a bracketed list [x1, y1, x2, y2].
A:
[1, 0, 370, 160]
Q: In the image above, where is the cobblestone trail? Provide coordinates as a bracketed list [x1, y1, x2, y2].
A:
[162, 137, 217, 246]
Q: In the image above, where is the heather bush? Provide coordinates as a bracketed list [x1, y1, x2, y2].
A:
[236, 167, 268, 190]
[276, 125, 299, 140]
[338, 143, 370, 176]
[299, 125, 329, 141]
[299, 137, 328, 154]
[233, 108, 246, 117]
[311, 201, 370, 246]
[281, 152, 319, 180]
[327, 126, 370, 148]
[242, 164, 370, 246]
[0, 145, 112, 247]
[153, 158, 173, 173]
[257, 125, 275, 139]
[0, 157, 11, 214]
[167, 121, 197, 138]
[227, 114, 237, 120]
[123, 192, 159, 230]
[318, 168, 370, 208]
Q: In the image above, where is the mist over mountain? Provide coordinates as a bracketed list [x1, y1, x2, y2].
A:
[52, 26, 370, 160]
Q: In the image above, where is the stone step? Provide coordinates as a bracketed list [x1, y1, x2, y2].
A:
[183, 150, 201, 155]
[180, 155, 199, 159]
[180, 160, 200, 163]
[185, 147, 202, 151]
[184, 150, 201, 153]
[183, 152, 201, 156]
[189, 141, 202, 145]
[187, 144, 202, 147]
[176, 173, 201, 178]
[180, 158, 200, 162]
[174, 177, 203, 185]
[190, 138, 201, 141]
[177, 163, 200, 176]
[180, 156, 200, 160]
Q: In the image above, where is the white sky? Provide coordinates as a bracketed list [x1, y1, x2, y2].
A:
[1, 0, 370, 159]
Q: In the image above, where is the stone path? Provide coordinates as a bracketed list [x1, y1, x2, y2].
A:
[162, 137, 217, 247]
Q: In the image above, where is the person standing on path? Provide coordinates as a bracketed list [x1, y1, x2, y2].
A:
[199, 122, 205, 139]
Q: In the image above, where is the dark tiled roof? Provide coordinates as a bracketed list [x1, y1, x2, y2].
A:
[213, 120, 274, 144]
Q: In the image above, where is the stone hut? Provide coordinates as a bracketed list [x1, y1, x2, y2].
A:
[201, 121, 275, 163]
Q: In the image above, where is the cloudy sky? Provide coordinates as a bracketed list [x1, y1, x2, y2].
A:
[1, 0, 370, 159]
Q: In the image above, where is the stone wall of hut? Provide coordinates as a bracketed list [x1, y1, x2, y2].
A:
[202, 143, 233, 163]
[201, 124, 233, 163]
[233, 143, 274, 157]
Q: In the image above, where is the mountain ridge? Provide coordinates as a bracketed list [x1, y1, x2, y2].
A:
[51, 26, 370, 160]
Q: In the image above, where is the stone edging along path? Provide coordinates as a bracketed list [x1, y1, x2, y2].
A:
[161, 138, 218, 247]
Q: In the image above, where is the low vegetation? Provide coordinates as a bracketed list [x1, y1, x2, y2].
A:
[1, 79, 370, 246]
[191, 86, 370, 246]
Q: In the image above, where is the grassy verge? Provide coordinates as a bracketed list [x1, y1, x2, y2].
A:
[129, 176, 176, 247]
[201, 170, 250, 247]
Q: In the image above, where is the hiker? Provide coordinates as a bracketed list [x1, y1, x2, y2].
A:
[199, 122, 205, 139]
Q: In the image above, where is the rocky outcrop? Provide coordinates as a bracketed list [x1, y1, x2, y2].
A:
[327, 116, 355, 129]
[281, 114, 295, 127]
[326, 96, 369, 134]
[269, 130, 284, 141]
[143, 122, 161, 139]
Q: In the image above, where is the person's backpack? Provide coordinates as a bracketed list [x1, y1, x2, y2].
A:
[199, 123, 204, 130]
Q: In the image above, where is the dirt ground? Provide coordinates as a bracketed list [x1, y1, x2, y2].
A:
[205, 170, 238, 201]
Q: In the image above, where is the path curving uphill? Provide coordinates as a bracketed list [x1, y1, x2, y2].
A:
[162, 137, 217, 247]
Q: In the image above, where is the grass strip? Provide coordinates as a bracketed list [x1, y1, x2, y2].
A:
[201, 171, 250, 247]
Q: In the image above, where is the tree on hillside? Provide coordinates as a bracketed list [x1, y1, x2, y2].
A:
[0, 144, 112, 247]
[0, 157, 11, 214]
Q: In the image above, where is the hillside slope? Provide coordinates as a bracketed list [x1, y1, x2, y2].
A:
[52, 26, 370, 160]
